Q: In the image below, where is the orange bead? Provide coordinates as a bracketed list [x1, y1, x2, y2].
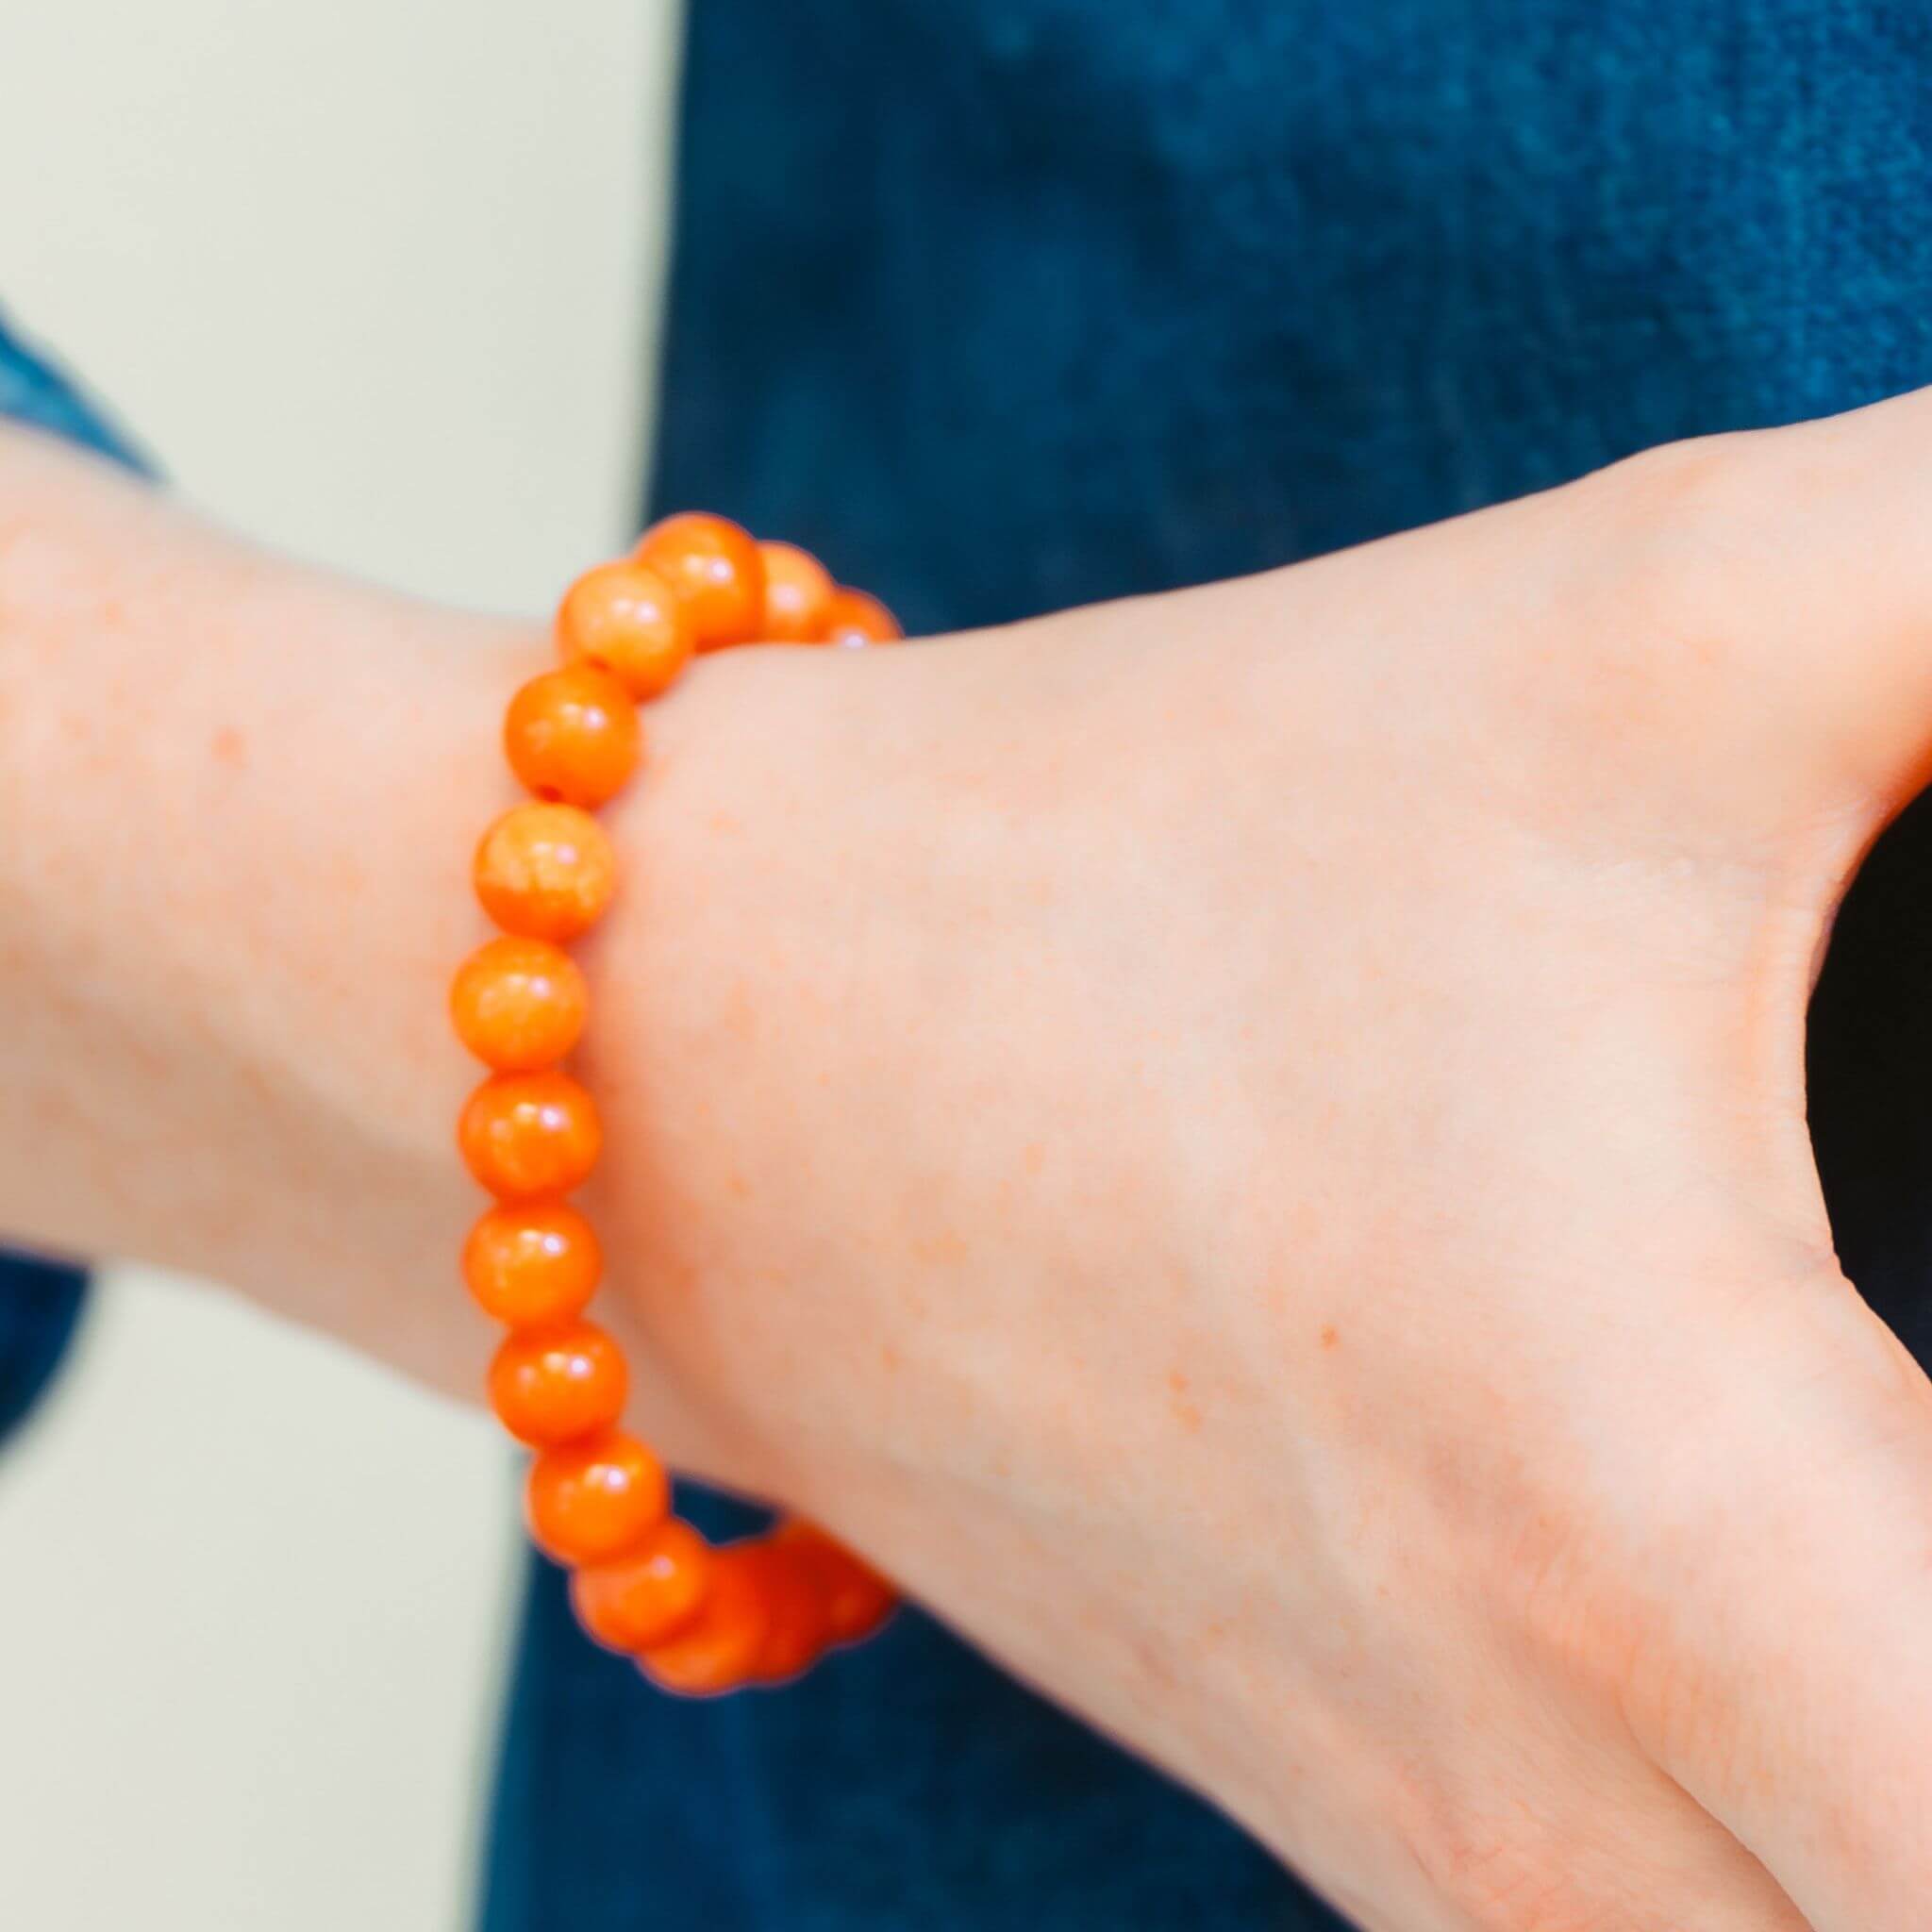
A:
[449, 936, 588, 1072]
[742, 1540, 831, 1684]
[556, 558, 693, 701]
[526, 1430, 669, 1566]
[637, 1541, 772, 1696]
[821, 587, 902, 648]
[474, 801, 616, 943]
[756, 541, 836, 642]
[773, 1519, 895, 1645]
[571, 1517, 714, 1653]
[489, 1319, 628, 1446]
[503, 664, 641, 809]
[634, 512, 766, 652]
[462, 1201, 602, 1326]
[458, 1070, 602, 1200]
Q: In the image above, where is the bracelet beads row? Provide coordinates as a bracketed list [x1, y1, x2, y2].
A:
[452, 514, 899, 1694]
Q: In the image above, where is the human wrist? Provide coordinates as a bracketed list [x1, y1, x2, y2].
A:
[0, 426, 953, 1484]
[0, 429, 533, 1388]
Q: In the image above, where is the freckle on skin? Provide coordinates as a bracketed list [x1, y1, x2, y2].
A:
[1321, 1324, 1341, 1350]
[211, 725, 248, 771]
[1167, 1367, 1203, 1432]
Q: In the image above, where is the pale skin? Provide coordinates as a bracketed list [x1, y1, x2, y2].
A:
[6, 392, 1932, 1930]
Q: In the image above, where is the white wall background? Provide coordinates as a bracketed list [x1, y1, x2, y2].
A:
[0, 6, 680, 1926]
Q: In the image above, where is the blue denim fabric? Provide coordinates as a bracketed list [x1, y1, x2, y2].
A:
[483, 2, 1932, 1925]
[0, 315, 143, 1446]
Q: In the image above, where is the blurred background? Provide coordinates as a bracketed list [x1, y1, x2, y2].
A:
[0, 5, 681, 1924]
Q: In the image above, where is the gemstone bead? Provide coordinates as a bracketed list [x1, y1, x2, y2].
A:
[458, 1071, 602, 1200]
[503, 664, 641, 809]
[821, 587, 902, 648]
[637, 1542, 772, 1695]
[571, 1517, 714, 1653]
[745, 1541, 831, 1683]
[526, 1430, 669, 1566]
[449, 935, 588, 1073]
[489, 1319, 629, 1446]
[556, 559, 692, 700]
[757, 541, 835, 641]
[474, 801, 616, 943]
[774, 1519, 895, 1644]
[462, 1202, 603, 1327]
[635, 512, 766, 652]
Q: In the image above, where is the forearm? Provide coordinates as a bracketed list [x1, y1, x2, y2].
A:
[0, 424, 525, 1389]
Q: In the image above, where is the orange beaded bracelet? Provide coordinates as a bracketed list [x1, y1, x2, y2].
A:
[453, 514, 899, 1694]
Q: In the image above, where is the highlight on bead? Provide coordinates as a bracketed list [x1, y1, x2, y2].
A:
[571, 1518, 714, 1653]
[526, 1430, 670, 1567]
[463, 1202, 603, 1327]
[450, 935, 589, 1073]
[556, 558, 692, 700]
[458, 1070, 603, 1201]
[474, 800, 618, 943]
[634, 511, 767, 652]
[459, 516, 899, 1697]
[489, 1319, 630, 1447]
[504, 663, 641, 809]
[757, 540, 836, 642]
[822, 586, 903, 648]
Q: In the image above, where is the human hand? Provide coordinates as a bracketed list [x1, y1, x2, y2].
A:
[602, 391, 1932, 1929]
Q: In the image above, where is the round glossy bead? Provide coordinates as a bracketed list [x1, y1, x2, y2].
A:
[571, 1517, 714, 1653]
[743, 1541, 831, 1684]
[449, 936, 588, 1073]
[503, 664, 641, 809]
[635, 512, 766, 652]
[458, 1071, 602, 1200]
[637, 1542, 772, 1695]
[462, 1202, 602, 1326]
[821, 587, 902, 648]
[474, 802, 616, 943]
[774, 1519, 895, 1644]
[526, 1430, 669, 1566]
[757, 541, 835, 642]
[489, 1319, 628, 1446]
[556, 558, 693, 700]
